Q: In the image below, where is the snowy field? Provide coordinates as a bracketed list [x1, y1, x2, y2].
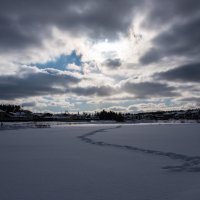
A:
[0, 123, 200, 200]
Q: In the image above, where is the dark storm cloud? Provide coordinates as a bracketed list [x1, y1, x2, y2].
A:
[122, 81, 179, 98]
[0, 68, 80, 100]
[0, 0, 143, 51]
[103, 58, 122, 69]
[155, 63, 200, 82]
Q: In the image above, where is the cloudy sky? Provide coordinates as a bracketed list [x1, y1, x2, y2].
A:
[0, 0, 200, 113]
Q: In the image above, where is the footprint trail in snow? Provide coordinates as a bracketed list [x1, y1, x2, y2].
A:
[78, 126, 200, 172]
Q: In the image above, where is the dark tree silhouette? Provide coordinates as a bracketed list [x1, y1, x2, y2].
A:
[0, 104, 21, 112]
[95, 110, 124, 122]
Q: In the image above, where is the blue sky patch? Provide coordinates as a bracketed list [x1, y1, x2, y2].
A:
[33, 50, 82, 71]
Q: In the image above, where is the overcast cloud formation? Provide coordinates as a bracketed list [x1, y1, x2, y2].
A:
[0, 67, 80, 99]
[0, 0, 200, 112]
[155, 63, 200, 82]
[0, 0, 143, 52]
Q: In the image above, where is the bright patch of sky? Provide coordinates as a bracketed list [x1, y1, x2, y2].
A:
[32, 50, 82, 71]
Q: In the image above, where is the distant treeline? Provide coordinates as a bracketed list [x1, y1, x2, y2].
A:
[95, 110, 124, 122]
[1, 104, 200, 122]
[0, 104, 21, 112]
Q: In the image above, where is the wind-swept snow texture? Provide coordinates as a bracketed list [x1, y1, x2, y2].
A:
[0, 124, 200, 200]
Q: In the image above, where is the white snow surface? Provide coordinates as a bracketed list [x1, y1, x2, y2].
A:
[0, 123, 200, 200]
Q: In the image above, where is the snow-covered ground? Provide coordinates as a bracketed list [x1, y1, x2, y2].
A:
[0, 123, 200, 200]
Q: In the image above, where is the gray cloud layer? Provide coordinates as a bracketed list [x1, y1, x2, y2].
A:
[140, 17, 200, 64]
[0, 65, 180, 100]
[0, 0, 200, 106]
[69, 85, 116, 97]
[122, 81, 179, 98]
[0, 0, 143, 52]
[145, 0, 200, 27]
[140, 0, 200, 65]
[0, 68, 79, 100]
[1, 0, 199, 57]
[155, 63, 200, 82]
[103, 58, 122, 69]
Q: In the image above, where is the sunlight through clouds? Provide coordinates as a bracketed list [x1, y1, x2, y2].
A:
[0, 0, 200, 112]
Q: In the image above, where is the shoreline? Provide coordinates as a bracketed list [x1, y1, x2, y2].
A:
[1, 120, 200, 131]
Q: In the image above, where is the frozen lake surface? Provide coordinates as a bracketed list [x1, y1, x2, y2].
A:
[0, 123, 200, 200]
